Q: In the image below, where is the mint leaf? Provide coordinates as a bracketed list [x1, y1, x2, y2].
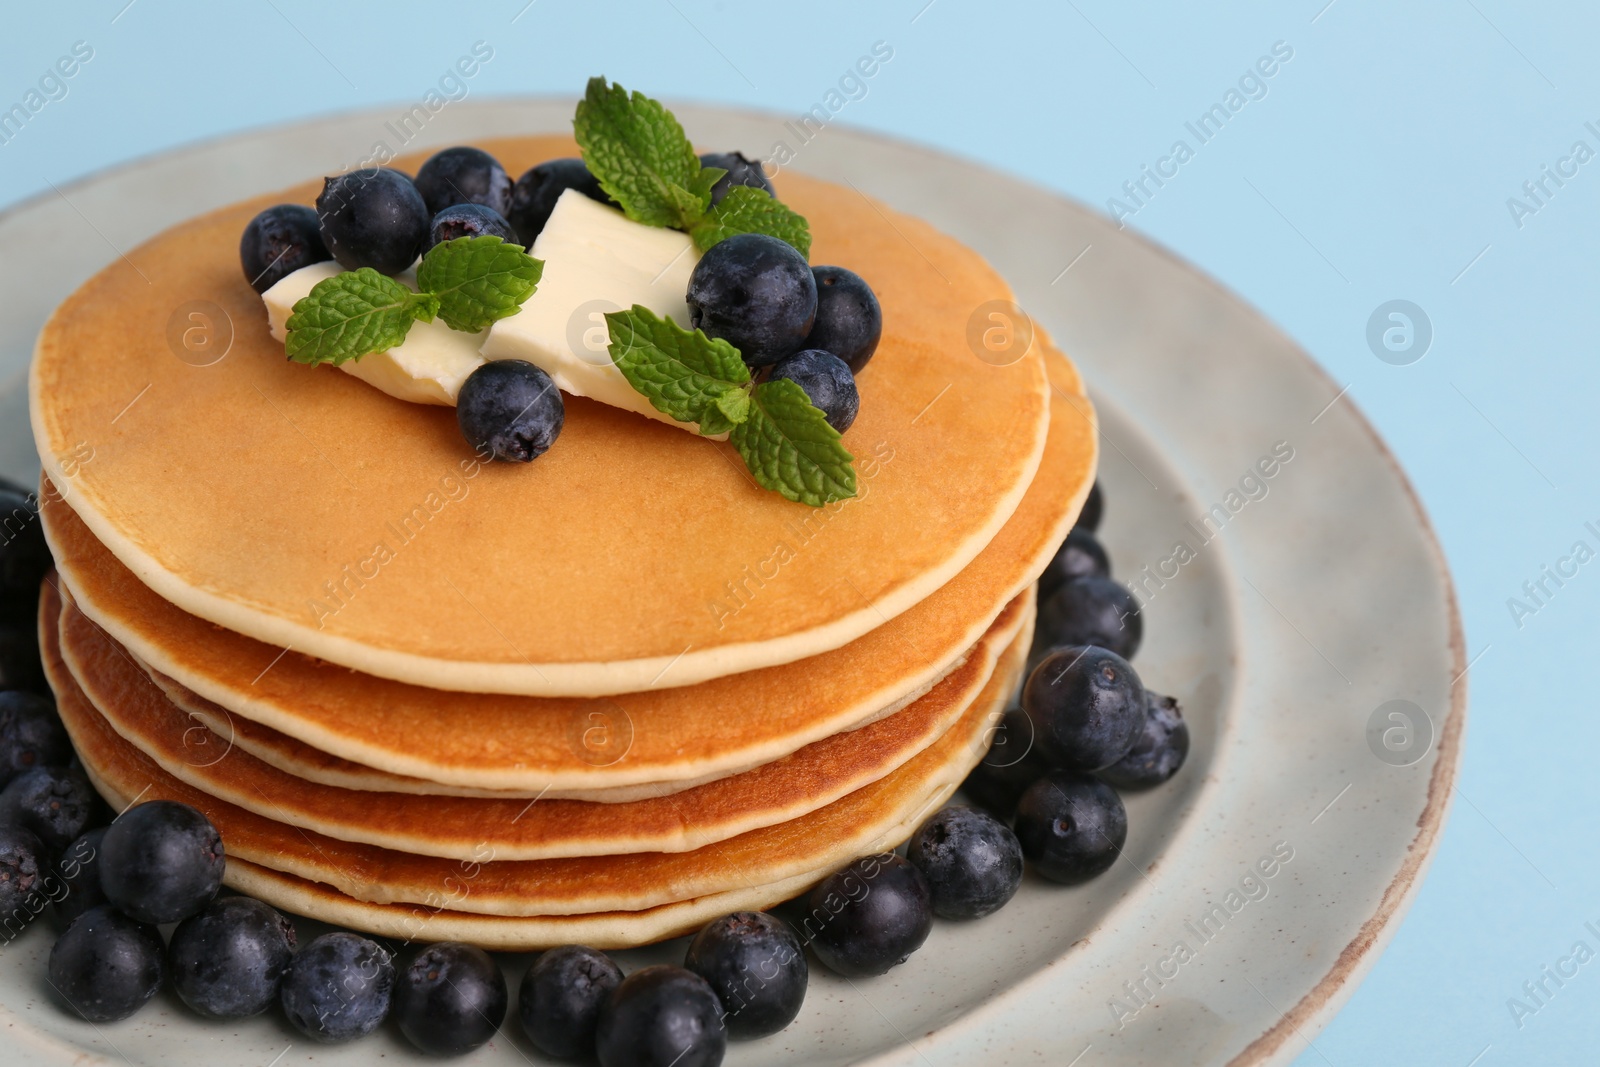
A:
[417, 235, 544, 332]
[285, 268, 438, 366]
[731, 378, 856, 505]
[691, 186, 812, 258]
[575, 77, 709, 230]
[605, 305, 750, 430]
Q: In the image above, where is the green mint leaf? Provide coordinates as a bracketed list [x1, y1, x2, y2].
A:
[691, 186, 812, 258]
[730, 378, 856, 506]
[416, 235, 544, 332]
[605, 305, 750, 431]
[284, 268, 438, 366]
[575, 77, 709, 230]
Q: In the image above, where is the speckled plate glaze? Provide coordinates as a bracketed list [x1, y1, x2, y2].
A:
[0, 103, 1463, 1067]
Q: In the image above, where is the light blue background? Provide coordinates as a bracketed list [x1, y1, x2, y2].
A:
[3, 2, 1595, 1063]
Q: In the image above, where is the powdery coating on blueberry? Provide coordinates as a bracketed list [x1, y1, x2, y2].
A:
[280, 931, 395, 1044]
[1015, 770, 1128, 885]
[508, 158, 614, 247]
[699, 151, 775, 206]
[51, 826, 108, 934]
[768, 349, 860, 433]
[0, 766, 93, 853]
[48, 905, 165, 1022]
[0, 824, 43, 920]
[1097, 692, 1190, 790]
[519, 944, 623, 1060]
[1034, 575, 1143, 661]
[457, 360, 565, 463]
[1037, 528, 1111, 601]
[908, 807, 1024, 920]
[100, 800, 225, 924]
[596, 965, 726, 1067]
[414, 146, 513, 218]
[687, 233, 817, 368]
[169, 896, 296, 1019]
[1075, 480, 1104, 533]
[0, 625, 46, 694]
[425, 203, 518, 253]
[239, 204, 331, 294]
[396, 942, 508, 1056]
[1023, 646, 1147, 772]
[685, 911, 807, 1039]
[804, 266, 882, 375]
[959, 707, 1056, 820]
[803, 853, 932, 978]
[0, 690, 70, 790]
[316, 168, 430, 276]
[0, 488, 51, 601]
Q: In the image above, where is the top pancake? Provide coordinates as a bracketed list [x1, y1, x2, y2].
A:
[30, 135, 1052, 696]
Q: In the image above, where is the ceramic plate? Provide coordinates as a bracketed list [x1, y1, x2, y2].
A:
[0, 102, 1464, 1066]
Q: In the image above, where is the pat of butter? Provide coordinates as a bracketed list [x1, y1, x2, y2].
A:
[262, 262, 487, 407]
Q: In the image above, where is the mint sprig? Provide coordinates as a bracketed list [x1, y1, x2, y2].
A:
[285, 269, 439, 366]
[606, 305, 856, 505]
[418, 235, 545, 332]
[574, 77, 812, 257]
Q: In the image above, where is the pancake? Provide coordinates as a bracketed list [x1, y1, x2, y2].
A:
[57, 584, 1030, 860]
[41, 347, 1092, 793]
[30, 135, 1059, 696]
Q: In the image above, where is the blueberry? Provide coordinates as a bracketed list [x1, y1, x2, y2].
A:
[768, 349, 860, 433]
[457, 360, 565, 463]
[508, 158, 614, 246]
[239, 204, 332, 294]
[280, 931, 395, 1044]
[960, 707, 1056, 819]
[51, 827, 108, 933]
[0, 766, 93, 853]
[414, 146, 513, 218]
[396, 941, 508, 1055]
[0, 824, 43, 930]
[168, 896, 296, 1019]
[685, 911, 807, 1039]
[803, 266, 882, 374]
[1097, 691, 1189, 790]
[698, 151, 775, 206]
[316, 168, 430, 275]
[100, 800, 224, 924]
[1023, 646, 1146, 772]
[1014, 770, 1127, 884]
[48, 905, 165, 1022]
[0, 690, 70, 789]
[1075, 480, 1103, 532]
[519, 944, 622, 1060]
[1038, 528, 1111, 601]
[804, 853, 932, 978]
[687, 233, 816, 368]
[425, 203, 518, 252]
[1034, 575, 1142, 661]
[0, 488, 50, 602]
[0, 625, 46, 694]
[596, 965, 726, 1067]
[907, 807, 1024, 920]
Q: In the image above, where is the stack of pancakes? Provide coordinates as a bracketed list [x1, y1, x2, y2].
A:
[27, 138, 1096, 949]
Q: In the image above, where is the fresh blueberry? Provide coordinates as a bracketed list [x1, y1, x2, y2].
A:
[960, 707, 1056, 819]
[1075, 480, 1103, 532]
[687, 233, 816, 368]
[803, 266, 882, 374]
[100, 800, 224, 924]
[1097, 691, 1189, 790]
[685, 911, 807, 1039]
[316, 167, 430, 275]
[1014, 770, 1127, 884]
[0, 488, 50, 603]
[596, 965, 726, 1067]
[0, 824, 43, 931]
[804, 853, 932, 978]
[1034, 576, 1142, 661]
[51, 827, 108, 933]
[0, 625, 46, 694]
[457, 360, 565, 463]
[396, 941, 508, 1056]
[239, 204, 332, 294]
[168, 896, 296, 1019]
[0, 766, 93, 853]
[49, 904, 165, 1022]
[519, 944, 622, 1060]
[280, 931, 395, 1044]
[768, 349, 860, 433]
[508, 158, 614, 246]
[425, 202, 519, 252]
[0, 690, 70, 789]
[698, 151, 775, 206]
[414, 146, 513, 218]
[907, 807, 1024, 920]
[1023, 646, 1146, 772]
[1038, 528, 1111, 601]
